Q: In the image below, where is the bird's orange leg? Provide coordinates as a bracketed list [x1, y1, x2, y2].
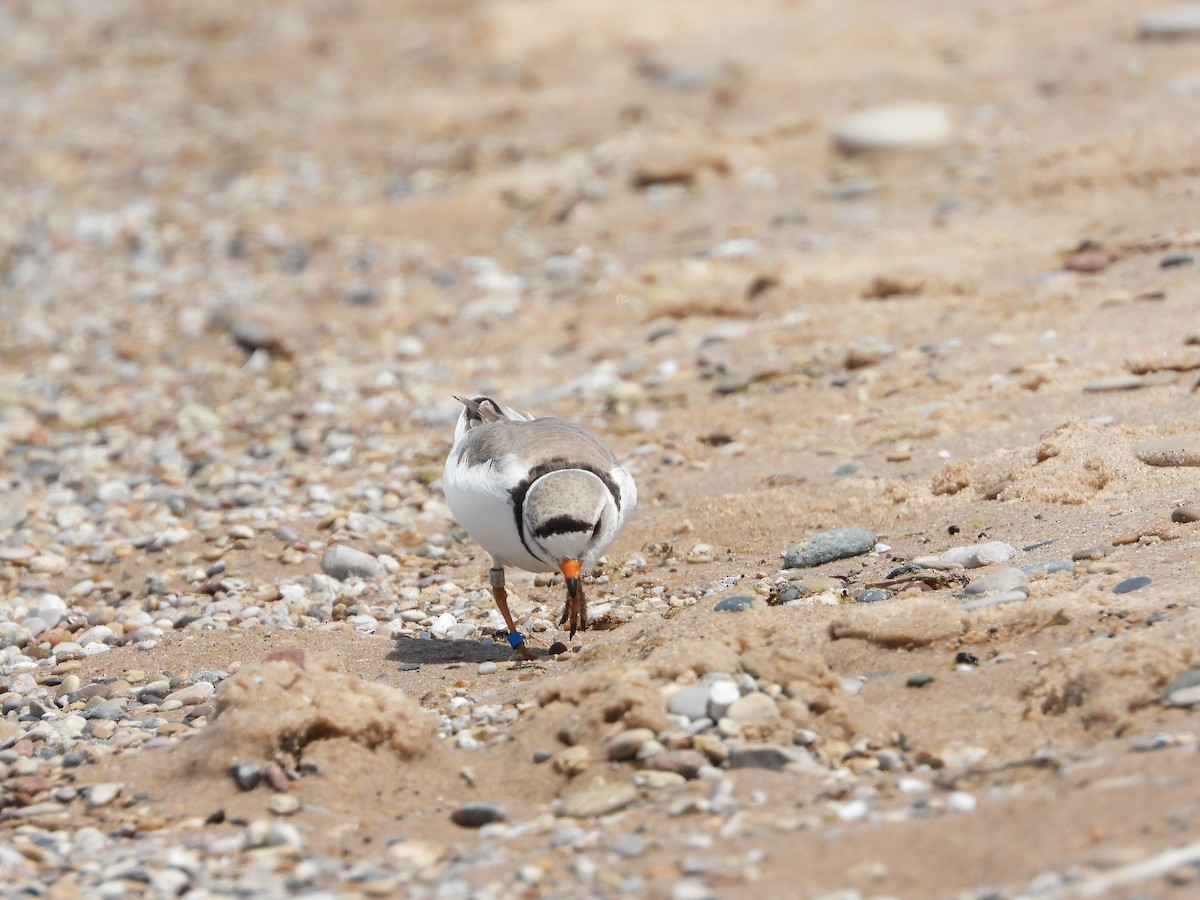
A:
[490, 566, 535, 660]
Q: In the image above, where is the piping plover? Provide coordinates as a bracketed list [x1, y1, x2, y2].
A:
[443, 396, 637, 659]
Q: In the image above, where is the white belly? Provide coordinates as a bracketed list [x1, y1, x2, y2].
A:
[443, 456, 552, 573]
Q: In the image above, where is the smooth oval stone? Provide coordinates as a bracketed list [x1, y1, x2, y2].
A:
[1023, 558, 1076, 577]
[320, 544, 385, 580]
[1171, 506, 1200, 523]
[558, 781, 639, 818]
[725, 692, 779, 726]
[1164, 668, 1200, 698]
[1167, 684, 1200, 707]
[1113, 576, 1152, 594]
[604, 728, 656, 762]
[1137, 436, 1200, 467]
[833, 102, 954, 152]
[783, 527, 876, 569]
[666, 686, 711, 721]
[1140, 6, 1200, 38]
[451, 803, 509, 828]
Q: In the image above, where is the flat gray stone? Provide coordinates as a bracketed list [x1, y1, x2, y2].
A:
[1136, 435, 1200, 467]
[1167, 684, 1200, 707]
[321, 544, 385, 580]
[962, 567, 1029, 596]
[783, 527, 876, 569]
[666, 686, 711, 721]
[558, 781, 640, 818]
[1140, 6, 1200, 38]
[833, 102, 954, 152]
[1083, 375, 1147, 393]
[940, 541, 1017, 568]
[604, 728, 656, 762]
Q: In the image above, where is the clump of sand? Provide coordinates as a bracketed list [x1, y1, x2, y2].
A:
[179, 650, 436, 777]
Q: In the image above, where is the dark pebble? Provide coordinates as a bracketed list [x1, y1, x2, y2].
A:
[298, 760, 323, 777]
[1160, 252, 1193, 268]
[714, 596, 754, 613]
[1113, 576, 1152, 594]
[398, 664, 421, 672]
[855, 589, 892, 603]
[1171, 506, 1200, 524]
[548, 642, 569, 656]
[533, 749, 553, 764]
[205, 809, 226, 825]
[232, 761, 262, 791]
[906, 674, 935, 688]
[61, 752, 87, 768]
[834, 462, 860, 477]
[451, 803, 509, 828]
[1021, 539, 1056, 552]
[771, 586, 804, 605]
[954, 652, 980, 666]
[205, 561, 227, 578]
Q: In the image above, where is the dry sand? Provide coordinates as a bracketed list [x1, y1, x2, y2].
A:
[5, 1, 1200, 897]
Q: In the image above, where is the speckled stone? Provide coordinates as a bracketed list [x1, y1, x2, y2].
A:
[783, 527, 876, 569]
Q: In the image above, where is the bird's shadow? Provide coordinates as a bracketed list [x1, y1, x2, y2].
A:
[385, 635, 539, 667]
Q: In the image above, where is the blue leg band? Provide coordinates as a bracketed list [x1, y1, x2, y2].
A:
[508, 632, 526, 649]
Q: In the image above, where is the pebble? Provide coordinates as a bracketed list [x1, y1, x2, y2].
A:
[1136, 435, 1200, 467]
[558, 781, 640, 818]
[320, 545, 385, 580]
[713, 596, 754, 613]
[962, 567, 1029, 596]
[783, 527, 876, 569]
[605, 728, 657, 762]
[163, 682, 215, 706]
[1113, 576, 1152, 594]
[477, 661, 497, 675]
[1023, 558, 1076, 577]
[666, 686, 712, 721]
[233, 761, 262, 791]
[1083, 375, 1148, 392]
[1140, 6, 1200, 38]
[855, 588, 892, 603]
[85, 782, 123, 808]
[1166, 684, 1200, 707]
[450, 803, 509, 828]
[906, 675, 935, 688]
[1160, 252, 1194, 267]
[724, 692, 779, 726]
[269, 795, 301, 816]
[939, 541, 1016, 568]
[832, 102, 955, 152]
[1171, 506, 1200, 523]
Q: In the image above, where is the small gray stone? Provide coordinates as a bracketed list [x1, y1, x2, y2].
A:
[477, 662, 497, 676]
[163, 682, 215, 706]
[940, 540, 1017, 568]
[713, 595, 754, 612]
[963, 567, 1029, 596]
[783, 527, 876, 569]
[321, 544, 385, 580]
[1166, 684, 1200, 707]
[1164, 668, 1200, 697]
[1140, 6, 1200, 38]
[1136, 435, 1200, 467]
[1171, 506, 1200, 523]
[1083, 375, 1147, 393]
[605, 728, 656, 762]
[85, 782, 123, 808]
[613, 835, 648, 858]
[666, 686, 711, 721]
[451, 803, 509, 828]
[855, 588, 892, 603]
[268, 794, 301, 816]
[233, 761, 262, 791]
[1114, 576, 1152, 594]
